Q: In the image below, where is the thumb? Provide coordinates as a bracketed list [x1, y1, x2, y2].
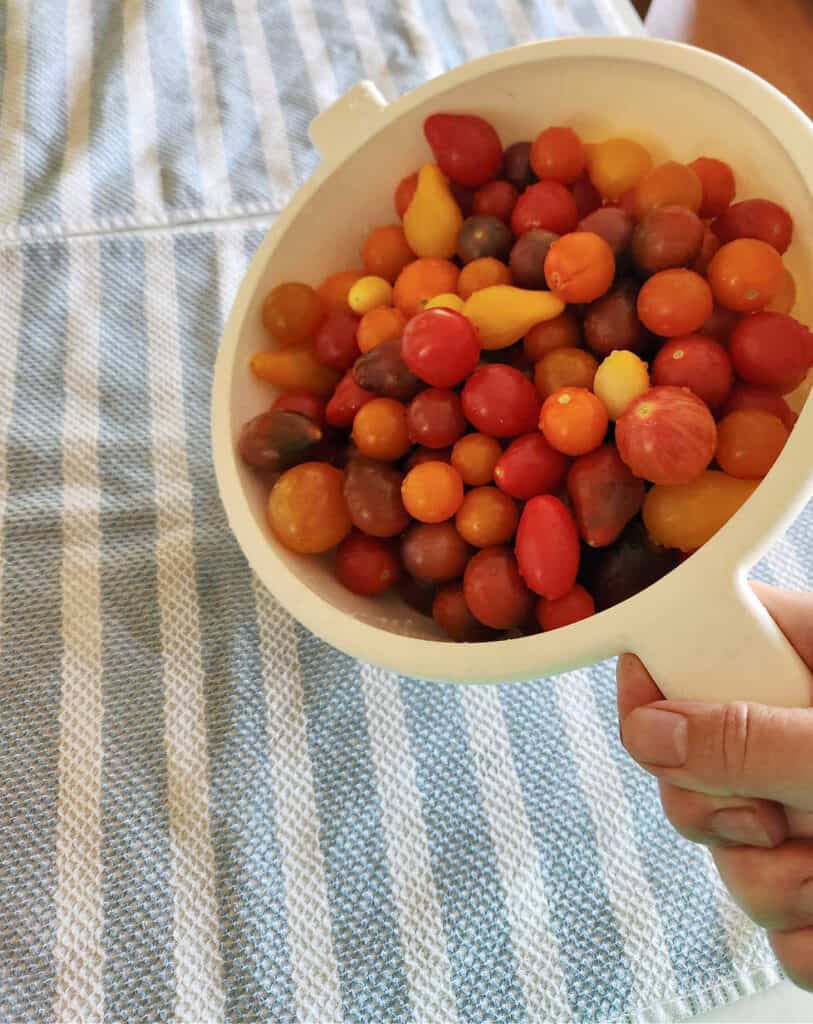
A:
[619, 655, 813, 812]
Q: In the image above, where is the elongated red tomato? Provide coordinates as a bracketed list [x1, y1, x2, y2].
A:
[515, 495, 580, 600]
[424, 113, 502, 188]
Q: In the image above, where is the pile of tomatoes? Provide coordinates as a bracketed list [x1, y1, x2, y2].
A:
[239, 111, 813, 643]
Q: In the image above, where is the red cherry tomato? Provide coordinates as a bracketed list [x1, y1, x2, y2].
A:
[712, 198, 793, 254]
[335, 532, 401, 595]
[530, 126, 586, 184]
[433, 583, 493, 642]
[616, 385, 717, 486]
[511, 181, 579, 237]
[700, 304, 740, 343]
[272, 390, 327, 425]
[566, 444, 645, 547]
[314, 310, 361, 371]
[688, 157, 736, 219]
[570, 174, 602, 219]
[515, 495, 580, 600]
[472, 180, 519, 224]
[406, 388, 467, 449]
[536, 584, 595, 631]
[494, 432, 570, 500]
[651, 335, 733, 409]
[423, 113, 502, 188]
[463, 546, 532, 629]
[401, 308, 481, 388]
[325, 370, 374, 428]
[728, 312, 813, 393]
[462, 365, 541, 438]
[637, 269, 713, 338]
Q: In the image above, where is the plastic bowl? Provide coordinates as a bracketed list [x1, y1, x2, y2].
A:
[212, 36, 813, 705]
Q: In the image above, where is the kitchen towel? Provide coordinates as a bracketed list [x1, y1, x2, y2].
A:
[1, 1, 808, 1022]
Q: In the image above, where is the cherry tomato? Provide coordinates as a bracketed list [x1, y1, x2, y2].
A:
[268, 462, 351, 554]
[462, 365, 541, 438]
[424, 113, 502, 188]
[651, 335, 733, 409]
[566, 444, 645, 547]
[314, 310, 361, 371]
[766, 266, 797, 315]
[238, 409, 322, 471]
[637, 268, 713, 337]
[634, 161, 703, 219]
[456, 486, 519, 548]
[515, 495, 580, 600]
[395, 172, 419, 218]
[691, 226, 721, 276]
[536, 585, 595, 631]
[271, 390, 327, 425]
[584, 280, 648, 357]
[433, 584, 493, 642]
[530, 126, 586, 184]
[449, 181, 477, 218]
[586, 519, 679, 610]
[401, 461, 464, 523]
[643, 470, 758, 552]
[457, 215, 513, 264]
[719, 384, 797, 431]
[463, 547, 532, 629]
[458, 257, 513, 299]
[473, 180, 519, 224]
[357, 306, 407, 354]
[509, 229, 559, 290]
[715, 410, 789, 479]
[511, 181, 579, 237]
[616, 385, 717, 486]
[353, 338, 421, 400]
[700, 304, 740, 343]
[451, 433, 502, 486]
[728, 311, 813, 393]
[399, 575, 437, 616]
[401, 308, 480, 388]
[577, 207, 634, 257]
[502, 141, 537, 191]
[588, 138, 653, 201]
[318, 270, 365, 313]
[251, 349, 340, 396]
[523, 311, 581, 361]
[707, 238, 784, 312]
[362, 224, 415, 282]
[407, 388, 467, 449]
[494, 432, 569, 500]
[262, 282, 325, 345]
[688, 157, 736, 219]
[592, 350, 650, 420]
[570, 174, 602, 219]
[352, 398, 411, 461]
[393, 257, 460, 316]
[712, 198, 793, 254]
[401, 522, 471, 583]
[343, 458, 409, 537]
[544, 232, 615, 303]
[335, 532, 401, 595]
[404, 446, 452, 471]
[534, 347, 598, 400]
[539, 387, 608, 456]
[631, 205, 704, 274]
[325, 370, 374, 428]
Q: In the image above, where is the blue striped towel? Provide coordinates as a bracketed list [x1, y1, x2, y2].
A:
[1, 2, 810, 1022]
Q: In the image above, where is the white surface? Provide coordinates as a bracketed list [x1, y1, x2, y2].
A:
[692, 979, 813, 1022]
[212, 37, 813, 700]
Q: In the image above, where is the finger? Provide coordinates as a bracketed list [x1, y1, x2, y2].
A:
[769, 928, 813, 992]
[713, 839, 813, 932]
[658, 780, 787, 848]
[617, 653, 662, 722]
[751, 583, 813, 675]
[620, 697, 813, 811]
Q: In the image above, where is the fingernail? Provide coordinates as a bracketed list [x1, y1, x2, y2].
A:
[711, 808, 772, 848]
[623, 708, 688, 767]
[799, 879, 813, 916]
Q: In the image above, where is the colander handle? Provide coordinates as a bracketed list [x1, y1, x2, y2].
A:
[631, 573, 811, 708]
[308, 80, 388, 165]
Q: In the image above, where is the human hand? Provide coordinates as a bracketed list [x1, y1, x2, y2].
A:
[617, 583, 813, 990]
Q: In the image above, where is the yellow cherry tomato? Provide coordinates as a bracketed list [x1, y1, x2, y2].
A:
[348, 274, 393, 314]
[643, 470, 758, 552]
[593, 350, 650, 420]
[403, 163, 464, 259]
[424, 292, 465, 312]
[462, 285, 564, 350]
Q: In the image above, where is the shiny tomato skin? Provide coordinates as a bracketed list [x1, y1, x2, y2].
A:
[462, 365, 542, 438]
[424, 113, 502, 188]
[515, 495, 580, 600]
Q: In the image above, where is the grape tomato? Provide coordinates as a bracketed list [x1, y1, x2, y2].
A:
[515, 495, 580, 600]
[494, 432, 569, 501]
[536, 585, 595, 631]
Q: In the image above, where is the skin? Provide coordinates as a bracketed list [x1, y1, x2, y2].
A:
[617, 583, 813, 990]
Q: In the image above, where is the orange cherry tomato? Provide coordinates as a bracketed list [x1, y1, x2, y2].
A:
[393, 258, 460, 315]
[262, 282, 325, 345]
[688, 157, 736, 219]
[637, 268, 713, 337]
[523, 311, 582, 361]
[544, 232, 615, 303]
[455, 486, 519, 547]
[395, 172, 419, 218]
[707, 238, 785, 313]
[451, 433, 502, 486]
[634, 161, 703, 219]
[715, 410, 789, 479]
[362, 225, 416, 283]
[458, 257, 512, 299]
[530, 126, 586, 184]
[356, 306, 407, 353]
[318, 269, 365, 312]
[351, 398, 411, 461]
[401, 461, 465, 523]
[539, 387, 609, 456]
[267, 462, 351, 554]
[534, 347, 598, 399]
